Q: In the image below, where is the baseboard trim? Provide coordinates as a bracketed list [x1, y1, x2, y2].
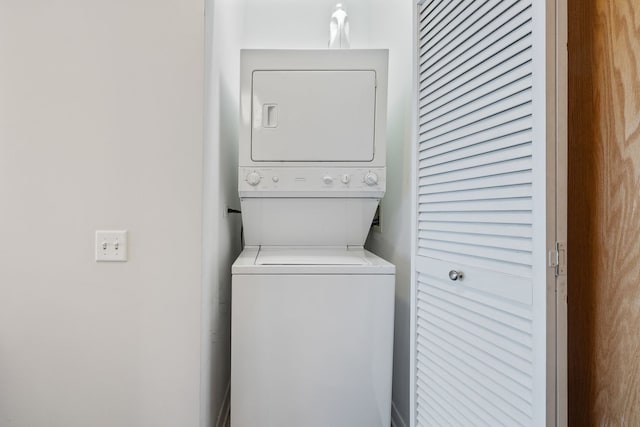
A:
[391, 401, 407, 427]
[215, 382, 230, 427]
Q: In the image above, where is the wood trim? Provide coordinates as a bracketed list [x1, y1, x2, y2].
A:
[568, 0, 640, 424]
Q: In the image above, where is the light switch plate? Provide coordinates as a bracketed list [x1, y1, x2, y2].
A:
[95, 230, 128, 262]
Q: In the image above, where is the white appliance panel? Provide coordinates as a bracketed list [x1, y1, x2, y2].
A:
[240, 197, 379, 246]
[251, 70, 376, 162]
[238, 167, 385, 197]
[231, 272, 395, 427]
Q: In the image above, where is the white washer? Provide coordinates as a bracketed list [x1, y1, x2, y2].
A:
[231, 50, 394, 426]
[231, 247, 395, 427]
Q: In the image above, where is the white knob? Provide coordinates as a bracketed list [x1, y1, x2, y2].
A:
[364, 172, 378, 186]
[246, 171, 261, 186]
[341, 174, 350, 184]
[323, 175, 334, 185]
[272, 176, 279, 183]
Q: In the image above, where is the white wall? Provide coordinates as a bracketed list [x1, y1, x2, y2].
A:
[212, 0, 413, 424]
[366, 2, 414, 424]
[201, 0, 244, 425]
[0, 1, 204, 426]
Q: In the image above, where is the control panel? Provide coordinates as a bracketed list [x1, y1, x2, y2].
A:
[238, 167, 385, 196]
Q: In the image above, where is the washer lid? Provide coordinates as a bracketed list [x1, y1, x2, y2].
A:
[256, 247, 370, 266]
[231, 247, 395, 275]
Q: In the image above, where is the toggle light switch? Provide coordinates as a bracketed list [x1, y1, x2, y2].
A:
[95, 230, 128, 262]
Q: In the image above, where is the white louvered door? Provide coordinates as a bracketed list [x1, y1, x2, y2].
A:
[411, 1, 566, 426]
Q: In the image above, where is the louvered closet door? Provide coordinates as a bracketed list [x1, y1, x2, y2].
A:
[412, 1, 564, 426]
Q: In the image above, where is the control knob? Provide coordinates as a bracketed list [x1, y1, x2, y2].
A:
[246, 171, 261, 186]
[364, 172, 379, 186]
[341, 174, 351, 184]
[323, 175, 334, 185]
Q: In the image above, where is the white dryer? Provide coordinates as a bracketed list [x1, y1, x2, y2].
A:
[231, 50, 395, 427]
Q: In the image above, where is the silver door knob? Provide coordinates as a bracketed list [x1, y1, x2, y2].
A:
[448, 270, 463, 281]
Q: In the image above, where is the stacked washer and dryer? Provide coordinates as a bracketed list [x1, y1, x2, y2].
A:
[231, 49, 395, 427]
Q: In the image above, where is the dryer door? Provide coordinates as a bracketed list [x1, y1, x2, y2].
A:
[251, 70, 376, 162]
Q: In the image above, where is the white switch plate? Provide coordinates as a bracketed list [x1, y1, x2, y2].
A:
[95, 230, 128, 262]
